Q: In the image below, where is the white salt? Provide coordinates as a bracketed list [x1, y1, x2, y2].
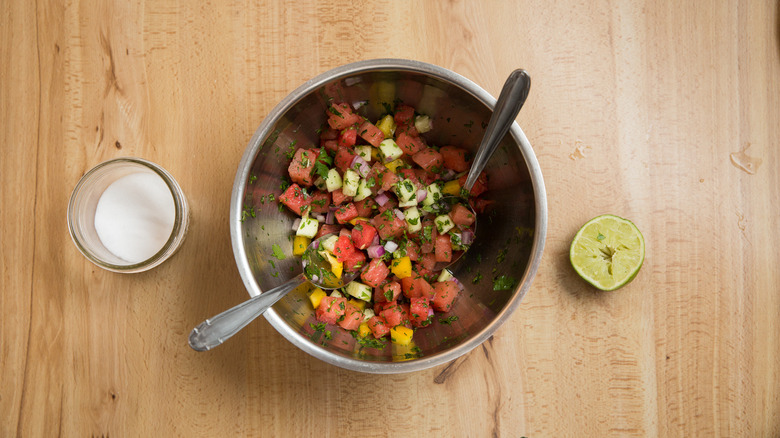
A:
[94, 172, 176, 264]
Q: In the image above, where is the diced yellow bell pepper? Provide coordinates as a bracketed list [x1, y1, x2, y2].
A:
[319, 250, 343, 279]
[390, 256, 412, 279]
[293, 235, 310, 256]
[390, 326, 414, 346]
[308, 287, 327, 309]
[442, 180, 461, 196]
[348, 299, 366, 311]
[348, 216, 370, 225]
[358, 322, 371, 338]
[384, 158, 405, 174]
[376, 114, 396, 138]
[370, 147, 381, 161]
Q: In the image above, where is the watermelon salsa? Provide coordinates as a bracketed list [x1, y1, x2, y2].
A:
[278, 102, 487, 348]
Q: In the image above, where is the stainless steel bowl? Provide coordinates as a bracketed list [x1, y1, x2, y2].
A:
[231, 59, 547, 373]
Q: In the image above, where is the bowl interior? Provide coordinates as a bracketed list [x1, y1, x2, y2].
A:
[233, 61, 544, 373]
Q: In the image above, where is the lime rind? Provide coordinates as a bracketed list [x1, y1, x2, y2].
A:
[569, 215, 645, 291]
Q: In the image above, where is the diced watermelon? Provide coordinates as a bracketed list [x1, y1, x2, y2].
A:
[342, 250, 367, 272]
[354, 197, 377, 218]
[375, 281, 401, 303]
[334, 203, 358, 224]
[419, 253, 437, 271]
[432, 280, 460, 312]
[396, 132, 425, 156]
[379, 168, 400, 192]
[334, 147, 357, 173]
[404, 240, 420, 261]
[327, 103, 362, 130]
[358, 120, 385, 147]
[278, 183, 311, 216]
[288, 148, 318, 187]
[449, 203, 475, 227]
[470, 198, 495, 214]
[412, 148, 443, 174]
[371, 209, 406, 240]
[351, 219, 378, 250]
[315, 296, 347, 325]
[321, 139, 339, 152]
[458, 172, 488, 197]
[337, 303, 363, 330]
[309, 191, 331, 214]
[403, 276, 433, 299]
[409, 297, 432, 327]
[331, 188, 351, 205]
[393, 105, 415, 123]
[367, 316, 391, 338]
[338, 127, 357, 148]
[440, 146, 471, 172]
[395, 121, 418, 137]
[361, 258, 390, 288]
[332, 235, 356, 262]
[434, 234, 452, 263]
[314, 224, 341, 240]
[379, 303, 404, 327]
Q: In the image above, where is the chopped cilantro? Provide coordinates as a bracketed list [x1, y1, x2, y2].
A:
[271, 244, 286, 260]
[493, 275, 517, 291]
[439, 315, 459, 325]
[472, 272, 483, 284]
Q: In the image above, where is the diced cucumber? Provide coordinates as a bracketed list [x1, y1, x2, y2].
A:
[449, 231, 465, 250]
[321, 235, 339, 252]
[395, 178, 417, 203]
[353, 178, 372, 202]
[313, 176, 327, 191]
[354, 145, 372, 162]
[403, 207, 422, 233]
[414, 114, 432, 133]
[296, 216, 320, 238]
[398, 198, 418, 208]
[342, 169, 360, 197]
[362, 308, 375, 322]
[325, 168, 342, 192]
[330, 290, 343, 298]
[378, 138, 403, 162]
[434, 214, 455, 234]
[437, 269, 453, 282]
[422, 182, 442, 207]
[345, 281, 372, 301]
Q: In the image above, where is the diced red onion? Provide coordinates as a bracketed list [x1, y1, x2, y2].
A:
[384, 240, 399, 253]
[393, 208, 404, 220]
[314, 214, 326, 222]
[311, 239, 320, 249]
[461, 229, 474, 245]
[325, 209, 335, 225]
[366, 245, 385, 258]
[375, 192, 390, 206]
[291, 218, 301, 231]
[416, 189, 427, 203]
[351, 155, 371, 178]
[427, 307, 434, 317]
[311, 274, 319, 283]
[442, 169, 457, 181]
[370, 233, 380, 247]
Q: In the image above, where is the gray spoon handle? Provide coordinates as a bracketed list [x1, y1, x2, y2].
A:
[188, 273, 306, 351]
[463, 69, 531, 192]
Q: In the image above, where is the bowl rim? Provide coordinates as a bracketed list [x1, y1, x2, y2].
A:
[230, 58, 547, 374]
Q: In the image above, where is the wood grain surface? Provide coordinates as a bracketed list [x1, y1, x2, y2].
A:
[2, 1, 779, 436]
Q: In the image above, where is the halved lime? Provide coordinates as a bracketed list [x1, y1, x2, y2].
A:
[569, 214, 645, 291]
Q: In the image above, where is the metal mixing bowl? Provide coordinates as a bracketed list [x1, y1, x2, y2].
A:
[231, 59, 547, 373]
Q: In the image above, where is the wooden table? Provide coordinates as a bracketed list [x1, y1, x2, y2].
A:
[3, 1, 778, 436]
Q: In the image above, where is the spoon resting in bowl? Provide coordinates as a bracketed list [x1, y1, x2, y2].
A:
[188, 234, 358, 351]
[430, 69, 531, 270]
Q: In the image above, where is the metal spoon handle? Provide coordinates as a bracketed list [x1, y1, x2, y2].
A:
[188, 273, 307, 351]
[463, 69, 531, 192]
